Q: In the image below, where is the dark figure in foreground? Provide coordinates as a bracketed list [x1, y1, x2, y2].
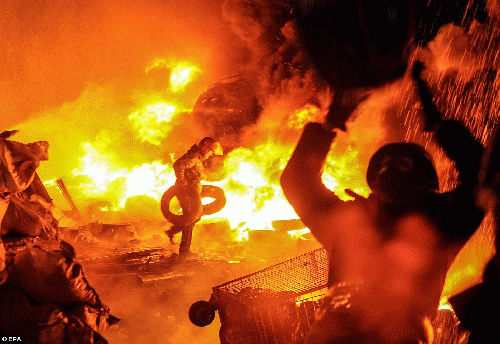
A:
[449, 122, 500, 343]
[166, 137, 223, 255]
[280, 62, 485, 343]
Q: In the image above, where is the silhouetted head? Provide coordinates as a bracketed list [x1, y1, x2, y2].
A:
[367, 142, 438, 203]
[198, 137, 223, 160]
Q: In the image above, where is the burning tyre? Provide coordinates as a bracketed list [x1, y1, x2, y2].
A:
[161, 184, 226, 226]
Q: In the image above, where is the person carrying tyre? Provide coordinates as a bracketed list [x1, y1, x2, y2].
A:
[166, 137, 223, 256]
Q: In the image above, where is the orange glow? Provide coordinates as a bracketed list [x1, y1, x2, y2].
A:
[145, 59, 201, 93]
[287, 228, 310, 239]
[201, 142, 298, 239]
[323, 146, 371, 201]
[145, 59, 169, 75]
[169, 62, 201, 93]
[128, 102, 187, 145]
[69, 103, 371, 242]
[440, 217, 496, 299]
[72, 133, 174, 208]
[287, 104, 321, 130]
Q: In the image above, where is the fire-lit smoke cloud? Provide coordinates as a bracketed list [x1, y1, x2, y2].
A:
[221, 0, 294, 75]
[2, 0, 250, 174]
[0, 0, 244, 130]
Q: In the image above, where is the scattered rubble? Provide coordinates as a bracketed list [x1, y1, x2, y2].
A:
[0, 131, 119, 343]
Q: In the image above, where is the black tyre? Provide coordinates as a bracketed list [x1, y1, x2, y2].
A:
[160, 185, 202, 226]
[189, 300, 216, 327]
[200, 185, 226, 216]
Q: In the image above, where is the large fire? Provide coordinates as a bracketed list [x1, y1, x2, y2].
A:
[53, 77, 371, 241]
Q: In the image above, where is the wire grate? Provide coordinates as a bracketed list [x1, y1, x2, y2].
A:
[215, 247, 328, 297]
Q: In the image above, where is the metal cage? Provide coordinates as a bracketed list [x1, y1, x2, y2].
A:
[189, 247, 470, 344]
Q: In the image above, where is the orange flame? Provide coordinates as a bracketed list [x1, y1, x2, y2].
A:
[287, 104, 321, 130]
[200, 142, 297, 240]
[72, 132, 174, 208]
[70, 101, 372, 243]
[128, 102, 188, 145]
[145, 59, 201, 93]
[169, 62, 201, 93]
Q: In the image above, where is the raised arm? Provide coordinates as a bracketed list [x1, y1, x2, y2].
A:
[280, 89, 367, 247]
[412, 61, 483, 186]
[412, 61, 442, 131]
[412, 61, 485, 241]
[280, 122, 342, 247]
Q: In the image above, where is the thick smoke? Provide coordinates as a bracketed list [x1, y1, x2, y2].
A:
[3, 0, 248, 177]
[0, 0, 241, 129]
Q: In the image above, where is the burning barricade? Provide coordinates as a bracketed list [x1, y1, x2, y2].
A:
[0, 131, 119, 343]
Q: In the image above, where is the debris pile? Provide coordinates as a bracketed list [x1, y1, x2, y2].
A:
[0, 131, 118, 343]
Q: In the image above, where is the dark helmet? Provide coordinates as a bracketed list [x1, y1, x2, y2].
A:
[198, 137, 223, 156]
[366, 143, 439, 197]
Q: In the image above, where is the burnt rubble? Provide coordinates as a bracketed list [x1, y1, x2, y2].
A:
[0, 131, 119, 343]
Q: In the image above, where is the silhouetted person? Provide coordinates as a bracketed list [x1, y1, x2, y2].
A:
[280, 62, 485, 343]
[449, 123, 500, 343]
[166, 137, 223, 256]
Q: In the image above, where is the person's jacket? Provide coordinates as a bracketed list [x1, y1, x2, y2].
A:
[173, 145, 204, 187]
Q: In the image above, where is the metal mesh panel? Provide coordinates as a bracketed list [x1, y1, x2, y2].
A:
[253, 292, 325, 344]
[214, 247, 328, 297]
[213, 248, 329, 344]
